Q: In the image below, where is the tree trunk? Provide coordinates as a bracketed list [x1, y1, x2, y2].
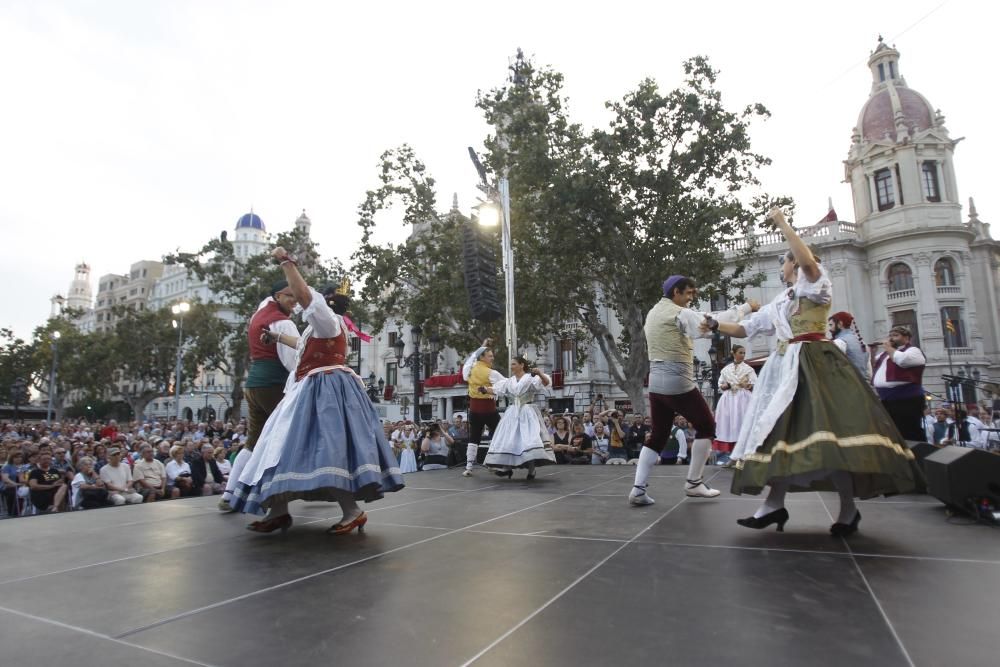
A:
[231, 378, 243, 421]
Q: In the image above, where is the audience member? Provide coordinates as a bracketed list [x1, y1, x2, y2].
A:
[99, 448, 143, 505]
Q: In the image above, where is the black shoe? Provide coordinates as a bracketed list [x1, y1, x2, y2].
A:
[506, 469, 514, 479]
[830, 510, 861, 537]
[736, 507, 789, 532]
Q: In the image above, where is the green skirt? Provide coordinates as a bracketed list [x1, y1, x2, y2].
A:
[731, 342, 921, 498]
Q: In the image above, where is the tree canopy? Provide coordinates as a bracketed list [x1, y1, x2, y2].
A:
[353, 53, 791, 412]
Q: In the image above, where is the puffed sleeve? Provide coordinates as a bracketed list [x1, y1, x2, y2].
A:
[270, 319, 300, 372]
[746, 365, 758, 386]
[462, 347, 486, 381]
[300, 288, 342, 338]
[796, 265, 832, 305]
[740, 302, 777, 340]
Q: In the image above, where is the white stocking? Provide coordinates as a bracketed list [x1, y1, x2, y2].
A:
[686, 438, 712, 483]
[753, 479, 788, 518]
[830, 470, 858, 524]
[632, 446, 659, 490]
[338, 497, 362, 522]
[465, 442, 478, 471]
[222, 448, 252, 501]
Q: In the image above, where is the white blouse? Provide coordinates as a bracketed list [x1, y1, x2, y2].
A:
[739, 265, 832, 341]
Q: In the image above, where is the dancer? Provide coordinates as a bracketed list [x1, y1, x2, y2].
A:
[230, 248, 404, 534]
[706, 208, 918, 535]
[628, 277, 758, 506]
[481, 356, 555, 479]
[218, 280, 299, 512]
[828, 311, 871, 380]
[713, 345, 757, 466]
[461, 339, 504, 477]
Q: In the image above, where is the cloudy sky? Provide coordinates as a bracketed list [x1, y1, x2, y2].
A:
[0, 0, 992, 340]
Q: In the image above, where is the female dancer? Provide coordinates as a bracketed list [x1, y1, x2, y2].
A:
[482, 356, 556, 480]
[713, 345, 756, 466]
[230, 247, 404, 534]
[705, 208, 918, 535]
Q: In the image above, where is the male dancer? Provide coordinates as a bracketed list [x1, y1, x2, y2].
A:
[461, 339, 504, 477]
[218, 280, 299, 511]
[629, 275, 757, 506]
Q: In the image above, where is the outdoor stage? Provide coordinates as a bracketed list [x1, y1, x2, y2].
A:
[1, 466, 997, 667]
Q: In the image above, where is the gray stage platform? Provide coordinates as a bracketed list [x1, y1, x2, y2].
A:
[1, 466, 998, 667]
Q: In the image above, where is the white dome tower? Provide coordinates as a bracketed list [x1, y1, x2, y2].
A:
[232, 210, 269, 259]
[66, 262, 93, 310]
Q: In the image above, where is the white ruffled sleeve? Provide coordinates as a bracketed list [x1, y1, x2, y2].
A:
[740, 300, 778, 340]
[795, 265, 833, 305]
[300, 288, 342, 338]
[462, 347, 486, 381]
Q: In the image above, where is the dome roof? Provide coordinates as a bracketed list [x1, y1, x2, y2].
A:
[235, 212, 265, 231]
[855, 40, 937, 143]
[859, 86, 934, 141]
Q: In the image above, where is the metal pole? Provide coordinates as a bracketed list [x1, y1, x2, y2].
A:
[175, 316, 183, 420]
[946, 329, 957, 412]
[47, 339, 58, 422]
[413, 345, 421, 423]
[499, 172, 516, 356]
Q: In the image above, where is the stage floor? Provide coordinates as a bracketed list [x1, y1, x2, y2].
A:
[1, 466, 997, 667]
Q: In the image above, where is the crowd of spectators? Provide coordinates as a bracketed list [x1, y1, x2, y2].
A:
[1, 418, 240, 518]
[6, 403, 993, 518]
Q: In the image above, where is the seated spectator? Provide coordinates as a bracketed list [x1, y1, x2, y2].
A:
[99, 448, 143, 505]
[28, 451, 68, 512]
[165, 445, 195, 497]
[71, 457, 111, 509]
[551, 417, 571, 456]
[190, 444, 225, 496]
[133, 444, 170, 502]
[558, 423, 592, 464]
[421, 423, 454, 470]
[214, 446, 231, 480]
[92, 443, 109, 472]
[99, 419, 119, 441]
[2, 451, 25, 516]
[591, 422, 611, 464]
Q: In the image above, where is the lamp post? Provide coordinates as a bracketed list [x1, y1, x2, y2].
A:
[46, 331, 61, 422]
[171, 302, 190, 420]
[476, 197, 516, 356]
[394, 325, 423, 422]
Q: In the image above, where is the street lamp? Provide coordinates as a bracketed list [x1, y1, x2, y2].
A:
[394, 325, 423, 421]
[171, 301, 190, 420]
[46, 331, 61, 422]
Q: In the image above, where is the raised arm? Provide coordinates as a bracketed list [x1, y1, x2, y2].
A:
[272, 247, 312, 308]
[770, 208, 820, 283]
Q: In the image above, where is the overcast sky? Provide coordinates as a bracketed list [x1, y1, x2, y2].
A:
[1, 0, 993, 340]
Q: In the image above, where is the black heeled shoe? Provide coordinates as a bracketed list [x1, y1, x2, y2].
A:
[736, 507, 789, 532]
[830, 510, 861, 537]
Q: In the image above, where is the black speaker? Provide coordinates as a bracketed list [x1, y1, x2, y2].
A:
[923, 446, 1000, 509]
[906, 441, 941, 470]
[461, 222, 502, 322]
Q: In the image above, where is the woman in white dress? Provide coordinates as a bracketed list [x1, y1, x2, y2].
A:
[482, 356, 556, 480]
[398, 433, 418, 474]
[713, 345, 757, 466]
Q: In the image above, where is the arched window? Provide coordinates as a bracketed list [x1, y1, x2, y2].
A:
[887, 263, 914, 292]
[934, 258, 956, 286]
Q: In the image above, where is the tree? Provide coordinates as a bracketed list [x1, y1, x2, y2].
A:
[352, 146, 504, 361]
[167, 228, 343, 418]
[0, 328, 33, 400]
[355, 54, 789, 413]
[26, 318, 94, 420]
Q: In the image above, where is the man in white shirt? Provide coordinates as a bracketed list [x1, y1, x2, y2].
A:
[872, 326, 927, 441]
[132, 444, 169, 502]
[99, 448, 143, 505]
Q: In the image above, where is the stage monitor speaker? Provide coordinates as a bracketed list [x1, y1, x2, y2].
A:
[905, 441, 941, 470]
[923, 446, 1000, 509]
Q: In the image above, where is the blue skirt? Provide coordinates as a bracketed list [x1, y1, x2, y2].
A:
[230, 369, 404, 514]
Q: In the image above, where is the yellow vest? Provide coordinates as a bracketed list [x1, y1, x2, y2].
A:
[468, 362, 494, 398]
[645, 299, 693, 363]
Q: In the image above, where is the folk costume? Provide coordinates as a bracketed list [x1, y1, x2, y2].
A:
[219, 283, 298, 511]
[729, 265, 918, 531]
[628, 275, 754, 506]
[483, 372, 556, 478]
[461, 346, 504, 476]
[230, 277, 403, 532]
[872, 335, 927, 442]
[713, 360, 757, 454]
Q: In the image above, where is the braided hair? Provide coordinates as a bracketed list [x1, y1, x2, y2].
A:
[830, 311, 866, 354]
